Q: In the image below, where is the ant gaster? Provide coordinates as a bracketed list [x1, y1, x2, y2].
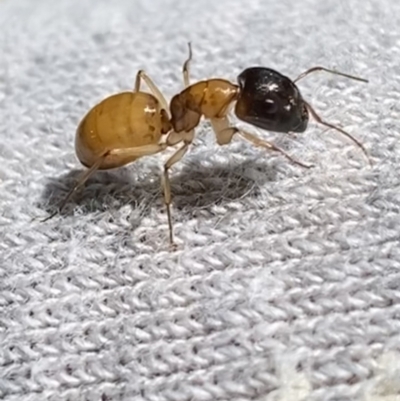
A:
[43, 44, 370, 247]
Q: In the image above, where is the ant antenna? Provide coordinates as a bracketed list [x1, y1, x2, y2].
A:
[304, 101, 372, 166]
[293, 66, 370, 165]
[294, 66, 368, 84]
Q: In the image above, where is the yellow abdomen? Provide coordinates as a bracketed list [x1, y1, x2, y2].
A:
[75, 91, 168, 169]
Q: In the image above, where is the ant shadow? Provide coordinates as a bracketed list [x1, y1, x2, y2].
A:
[38, 155, 279, 226]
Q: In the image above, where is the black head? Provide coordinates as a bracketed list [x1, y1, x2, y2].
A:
[235, 67, 309, 133]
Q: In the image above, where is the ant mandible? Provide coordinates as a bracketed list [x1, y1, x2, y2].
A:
[43, 44, 370, 247]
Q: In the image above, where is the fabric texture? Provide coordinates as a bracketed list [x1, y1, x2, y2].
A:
[1, 0, 400, 400]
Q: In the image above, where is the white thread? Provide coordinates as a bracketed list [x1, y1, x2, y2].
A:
[1, 0, 399, 400]
[363, 351, 400, 401]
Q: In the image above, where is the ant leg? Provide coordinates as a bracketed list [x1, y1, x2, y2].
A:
[166, 131, 185, 146]
[210, 117, 313, 169]
[108, 142, 168, 159]
[41, 154, 107, 222]
[235, 129, 313, 168]
[304, 101, 372, 166]
[41, 143, 169, 223]
[112, 141, 187, 245]
[182, 42, 193, 88]
[293, 66, 368, 83]
[134, 70, 169, 113]
[162, 130, 194, 246]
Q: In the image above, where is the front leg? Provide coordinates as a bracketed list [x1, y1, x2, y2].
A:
[210, 117, 313, 168]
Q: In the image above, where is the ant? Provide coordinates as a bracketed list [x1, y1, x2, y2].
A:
[42, 44, 370, 247]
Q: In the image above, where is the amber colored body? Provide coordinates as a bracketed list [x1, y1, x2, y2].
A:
[45, 45, 369, 248]
[170, 79, 239, 133]
[75, 91, 170, 169]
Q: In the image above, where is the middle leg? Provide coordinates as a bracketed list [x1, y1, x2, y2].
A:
[162, 129, 194, 246]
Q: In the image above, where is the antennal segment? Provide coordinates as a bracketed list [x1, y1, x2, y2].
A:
[305, 101, 372, 166]
[294, 66, 369, 84]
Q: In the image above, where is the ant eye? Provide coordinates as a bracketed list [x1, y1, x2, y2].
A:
[264, 98, 278, 114]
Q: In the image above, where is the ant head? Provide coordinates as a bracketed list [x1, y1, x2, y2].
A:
[235, 67, 309, 134]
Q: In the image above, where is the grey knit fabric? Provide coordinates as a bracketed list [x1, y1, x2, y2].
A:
[1, 0, 400, 400]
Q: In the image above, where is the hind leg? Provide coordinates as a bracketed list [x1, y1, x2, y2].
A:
[182, 42, 193, 88]
[42, 143, 168, 222]
[134, 70, 169, 113]
[41, 154, 107, 222]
